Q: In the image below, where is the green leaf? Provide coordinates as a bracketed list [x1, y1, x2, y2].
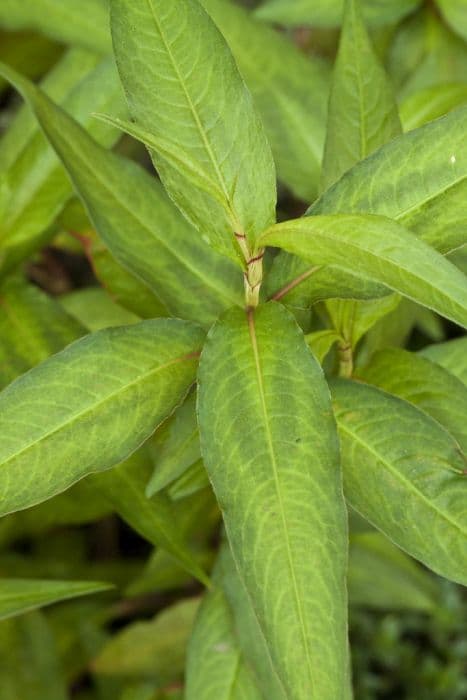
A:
[76, 228, 168, 320]
[325, 295, 401, 349]
[0, 63, 243, 326]
[319, 0, 401, 353]
[110, 0, 276, 260]
[186, 586, 262, 700]
[147, 393, 201, 497]
[400, 83, 467, 132]
[321, 0, 401, 191]
[420, 337, 467, 387]
[219, 541, 355, 699]
[126, 489, 218, 597]
[305, 329, 342, 365]
[0, 53, 125, 276]
[356, 298, 422, 366]
[266, 255, 387, 309]
[0, 0, 111, 53]
[256, 0, 422, 27]
[0, 276, 84, 389]
[168, 459, 210, 501]
[217, 543, 289, 700]
[92, 448, 209, 585]
[0, 579, 113, 622]
[437, 0, 467, 42]
[391, 10, 467, 102]
[93, 598, 200, 680]
[0, 50, 95, 171]
[259, 215, 467, 328]
[0, 319, 204, 516]
[198, 302, 348, 699]
[348, 532, 439, 612]
[332, 379, 467, 585]
[3, 0, 333, 203]
[309, 106, 467, 256]
[200, 0, 330, 202]
[94, 113, 237, 214]
[0, 612, 67, 700]
[358, 348, 467, 452]
[60, 288, 141, 333]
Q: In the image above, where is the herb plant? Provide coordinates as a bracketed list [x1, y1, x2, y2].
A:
[0, 0, 466, 698]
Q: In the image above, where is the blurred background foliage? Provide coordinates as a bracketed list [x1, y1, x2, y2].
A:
[0, 0, 466, 698]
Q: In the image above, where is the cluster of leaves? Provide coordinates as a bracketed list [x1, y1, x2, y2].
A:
[0, 0, 466, 697]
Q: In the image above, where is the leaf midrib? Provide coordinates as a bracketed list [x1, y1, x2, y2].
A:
[247, 309, 315, 692]
[0, 351, 198, 469]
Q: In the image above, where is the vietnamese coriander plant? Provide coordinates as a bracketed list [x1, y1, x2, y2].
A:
[0, 0, 466, 697]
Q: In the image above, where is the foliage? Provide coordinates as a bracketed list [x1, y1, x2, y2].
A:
[0, 0, 465, 697]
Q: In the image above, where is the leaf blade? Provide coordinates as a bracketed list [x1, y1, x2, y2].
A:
[198, 302, 348, 699]
[260, 215, 467, 328]
[0, 62, 243, 325]
[321, 0, 401, 191]
[332, 379, 467, 586]
[0, 579, 113, 622]
[110, 0, 276, 258]
[310, 106, 467, 255]
[0, 319, 204, 516]
[359, 348, 467, 452]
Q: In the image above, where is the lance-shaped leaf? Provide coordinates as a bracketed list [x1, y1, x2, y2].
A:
[321, 0, 401, 191]
[0, 54, 125, 277]
[0, 0, 111, 53]
[0, 579, 113, 622]
[400, 83, 467, 132]
[110, 0, 276, 260]
[256, 0, 422, 28]
[0, 319, 204, 516]
[259, 215, 467, 328]
[359, 348, 467, 452]
[0, 276, 84, 390]
[91, 448, 209, 585]
[198, 302, 348, 699]
[186, 586, 262, 700]
[93, 598, 200, 680]
[421, 337, 467, 387]
[200, 0, 330, 202]
[332, 379, 467, 586]
[0, 63, 242, 326]
[319, 0, 401, 346]
[310, 106, 467, 255]
[2, 0, 332, 203]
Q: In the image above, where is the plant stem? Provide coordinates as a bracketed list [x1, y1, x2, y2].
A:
[338, 341, 354, 378]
